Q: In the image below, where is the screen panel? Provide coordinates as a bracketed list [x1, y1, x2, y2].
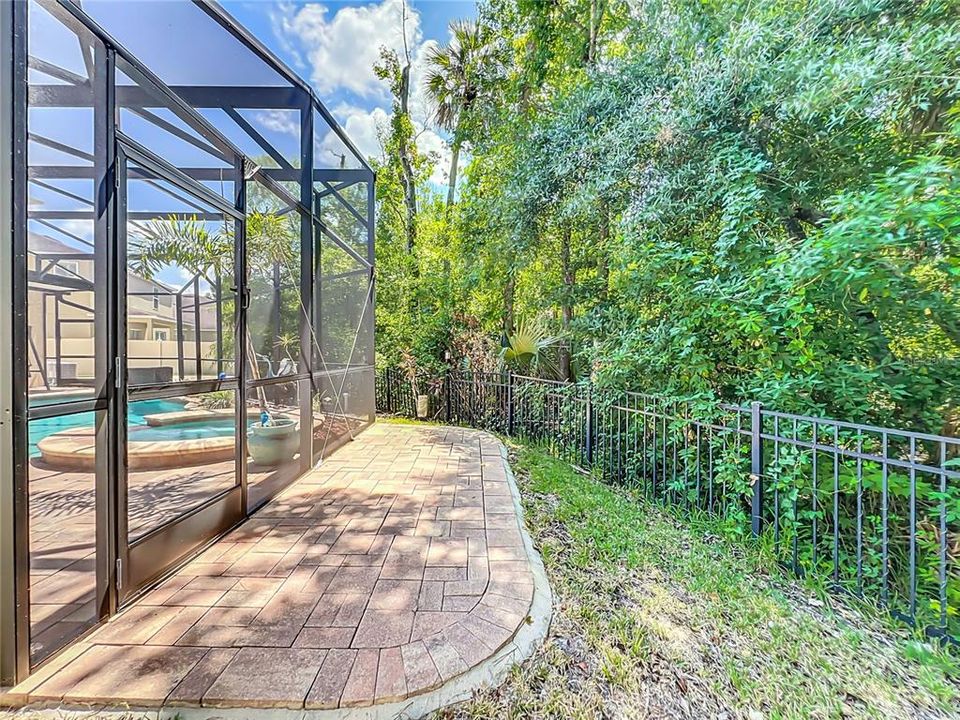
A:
[124, 161, 238, 385]
[126, 390, 239, 542]
[27, 409, 102, 664]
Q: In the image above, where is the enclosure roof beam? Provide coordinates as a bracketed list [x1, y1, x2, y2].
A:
[126, 106, 227, 163]
[26, 270, 94, 291]
[264, 168, 375, 183]
[27, 56, 88, 86]
[37, 0, 247, 164]
[31, 210, 229, 222]
[249, 167, 308, 217]
[316, 219, 371, 270]
[29, 84, 306, 110]
[118, 132, 243, 220]
[315, 179, 362, 199]
[191, 0, 373, 174]
[30, 165, 374, 184]
[28, 132, 94, 163]
[32, 218, 95, 248]
[223, 106, 293, 171]
[29, 178, 95, 207]
[192, 0, 312, 96]
[28, 251, 95, 260]
[315, 181, 368, 230]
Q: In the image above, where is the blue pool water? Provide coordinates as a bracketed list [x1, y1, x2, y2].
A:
[129, 418, 237, 442]
[29, 398, 187, 456]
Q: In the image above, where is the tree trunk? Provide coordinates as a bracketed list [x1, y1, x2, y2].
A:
[559, 226, 574, 382]
[399, 62, 417, 253]
[446, 138, 461, 209]
[502, 272, 516, 342]
[586, 0, 605, 66]
[587, 0, 598, 65]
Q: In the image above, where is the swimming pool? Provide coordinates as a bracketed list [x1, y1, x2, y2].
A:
[28, 398, 187, 457]
[128, 418, 237, 442]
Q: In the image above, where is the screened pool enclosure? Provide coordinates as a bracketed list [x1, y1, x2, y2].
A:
[0, 0, 376, 684]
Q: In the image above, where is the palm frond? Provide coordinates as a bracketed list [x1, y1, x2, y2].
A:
[500, 319, 560, 378]
[129, 215, 231, 283]
[422, 18, 491, 134]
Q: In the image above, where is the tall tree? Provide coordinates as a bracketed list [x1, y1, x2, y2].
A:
[374, 1, 418, 252]
[424, 19, 489, 208]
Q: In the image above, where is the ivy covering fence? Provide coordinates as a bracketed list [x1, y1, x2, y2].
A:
[376, 367, 960, 643]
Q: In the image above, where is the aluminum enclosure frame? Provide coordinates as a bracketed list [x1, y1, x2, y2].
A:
[2, 0, 376, 686]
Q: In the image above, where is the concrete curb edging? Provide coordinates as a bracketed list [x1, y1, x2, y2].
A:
[2, 429, 553, 720]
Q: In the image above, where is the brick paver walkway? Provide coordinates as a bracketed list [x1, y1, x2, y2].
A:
[6, 424, 538, 710]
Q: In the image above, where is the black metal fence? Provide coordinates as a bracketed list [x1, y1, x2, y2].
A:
[376, 367, 960, 643]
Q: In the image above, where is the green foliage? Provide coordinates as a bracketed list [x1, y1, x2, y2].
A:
[193, 390, 235, 410]
[374, 0, 960, 436]
[382, 0, 960, 436]
[424, 19, 491, 138]
[373, 0, 960, 666]
[501, 319, 560, 376]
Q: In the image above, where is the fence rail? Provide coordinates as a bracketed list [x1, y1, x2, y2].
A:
[376, 367, 960, 643]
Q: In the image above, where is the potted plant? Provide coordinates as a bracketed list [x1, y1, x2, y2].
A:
[401, 350, 429, 419]
[248, 414, 299, 466]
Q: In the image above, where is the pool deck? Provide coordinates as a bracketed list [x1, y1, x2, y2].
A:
[3, 424, 551, 716]
[23, 454, 300, 663]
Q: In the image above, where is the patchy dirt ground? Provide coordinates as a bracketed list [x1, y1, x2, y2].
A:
[435, 444, 960, 720]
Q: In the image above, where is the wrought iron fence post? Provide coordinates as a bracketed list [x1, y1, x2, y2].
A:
[507, 372, 515, 436]
[445, 371, 452, 423]
[385, 368, 393, 414]
[585, 384, 594, 465]
[750, 400, 764, 536]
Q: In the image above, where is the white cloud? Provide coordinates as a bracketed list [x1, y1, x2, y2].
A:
[322, 103, 452, 186]
[274, 0, 455, 189]
[316, 103, 390, 165]
[268, 1, 308, 73]
[278, 0, 422, 100]
[334, 104, 390, 161]
[253, 109, 300, 136]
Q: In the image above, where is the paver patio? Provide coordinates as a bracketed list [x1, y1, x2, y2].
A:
[3, 424, 543, 711]
[25, 449, 303, 662]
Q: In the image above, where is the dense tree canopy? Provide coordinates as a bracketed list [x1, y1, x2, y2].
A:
[373, 0, 960, 435]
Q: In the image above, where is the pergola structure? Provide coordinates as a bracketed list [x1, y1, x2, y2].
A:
[1, 0, 376, 685]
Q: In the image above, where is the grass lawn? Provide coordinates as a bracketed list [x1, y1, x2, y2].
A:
[440, 441, 960, 720]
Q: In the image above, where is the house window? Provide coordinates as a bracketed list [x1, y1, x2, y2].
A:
[152, 288, 160, 310]
[153, 329, 169, 341]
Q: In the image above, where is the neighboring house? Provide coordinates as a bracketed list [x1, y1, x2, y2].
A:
[27, 232, 222, 389]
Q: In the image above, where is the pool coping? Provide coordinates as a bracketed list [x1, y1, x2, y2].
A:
[36, 426, 237, 472]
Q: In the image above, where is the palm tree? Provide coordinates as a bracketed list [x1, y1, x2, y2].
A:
[424, 19, 488, 208]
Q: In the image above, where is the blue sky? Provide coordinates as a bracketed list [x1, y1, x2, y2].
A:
[74, 0, 476, 178]
[221, 0, 478, 180]
[30, 0, 476, 288]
